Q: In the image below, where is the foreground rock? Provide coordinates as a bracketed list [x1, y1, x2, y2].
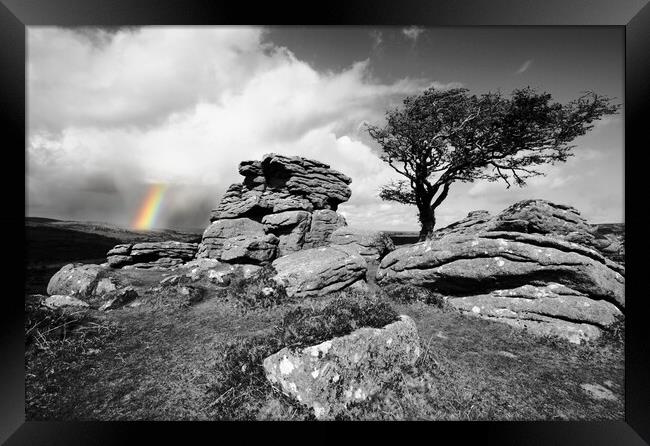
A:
[378, 232, 624, 305]
[98, 287, 138, 311]
[180, 258, 262, 284]
[198, 154, 350, 264]
[330, 227, 395, 261]
[43, 294, 90, 309]
[46, 263, 106, 298]
[272, 245, 368, 298]
[107, 241, 198, 269]
[449, 283, 623, 344]
[263, 315, 421, 419]
[377, 230, 625, 343]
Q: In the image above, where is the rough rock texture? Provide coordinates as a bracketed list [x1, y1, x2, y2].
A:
[219, 233, 278, 264]
[98, 287, 138, 311]
[181, 258, 261, 283]
[262, 210, 312, 256]
[590, 224, 625, 266]
[377, 230, 625, 343]
[211, 154, 351, 221]
[330, 227, 395, 261]
[107, 241, 198, 269]
[198, 154, 351, 264]
[378, 232, 624, 305]
[432, 210, 493, 239]
[433, 199, 625, 264]
[46, 263, 105, 298]
[490, 199, 594, 237]
[449, 283, 623, 344]
[197, 218, 267, 259]
[303, 210, 347, 249]
[122, 257, 185, 270]
[43, 295, 90, 309]
[272, 245, 368, 298]
[581, 383, 619, 401]
[263, 315, 421, 419]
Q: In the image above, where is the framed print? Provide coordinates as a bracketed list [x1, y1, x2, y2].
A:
[2, 0, 649, 443]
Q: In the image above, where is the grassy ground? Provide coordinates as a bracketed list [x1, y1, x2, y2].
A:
[25, 284, 624, 421]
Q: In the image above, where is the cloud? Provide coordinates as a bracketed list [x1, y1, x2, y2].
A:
[458, 139, 623, 225]
[26, 27, 623, 231]
[369, 30, 383, 51]
[402, 26, 425, 43]
[28, 27, 279, 133]
[515, 59, 533, 74]
[27, 26, 432, 229]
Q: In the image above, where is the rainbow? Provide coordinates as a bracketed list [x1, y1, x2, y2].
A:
[132, 184, 167, 230]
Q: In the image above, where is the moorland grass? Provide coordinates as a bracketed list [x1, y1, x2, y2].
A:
[206, 290, 399, 420]
[25, 277, 624, 421]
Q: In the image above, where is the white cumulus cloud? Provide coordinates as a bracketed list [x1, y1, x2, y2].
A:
[402, 26, 425, 43]
[27, 26, 433, 229]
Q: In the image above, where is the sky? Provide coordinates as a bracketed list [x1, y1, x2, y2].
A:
[26, 26, 624, 231]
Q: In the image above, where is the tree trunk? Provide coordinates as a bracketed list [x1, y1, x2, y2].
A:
[417, 204, 436, 241]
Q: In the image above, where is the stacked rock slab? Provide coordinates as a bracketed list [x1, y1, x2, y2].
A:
[197, 154, 352, 263]
[433, 199, 624, 264]
[329, 227, 395, 262]
[272, 245, 368, 298]
[107, 241, 198, 269]
[377, 199, 625, 344]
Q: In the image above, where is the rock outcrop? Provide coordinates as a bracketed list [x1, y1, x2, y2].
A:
[43, 294, 90, 309]
[98, 287, 139, 311]
[181, 258, 262, 284]
[47, 263, 106, 298]
[262, 210, 312, 256]
[107, 241, 198, 269]
[263, 315, 421, 419]
[272, 245, 368, 298]
[198, 154, 351, 264]
[330, 227, 394, 261]
[378, 201, 626, 344]
[46, 154, 369, 305]
[433, 199, 624, 264]
[449, 283, 622, 344]
[378, 232, 624, 305]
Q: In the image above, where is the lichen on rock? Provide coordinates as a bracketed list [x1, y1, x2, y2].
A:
[262, 315, 421, 419]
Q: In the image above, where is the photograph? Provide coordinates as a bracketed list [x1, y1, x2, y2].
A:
[24, 25, 626, 422]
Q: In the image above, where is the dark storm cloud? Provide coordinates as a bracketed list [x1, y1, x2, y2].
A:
[80, 174, 120, 194]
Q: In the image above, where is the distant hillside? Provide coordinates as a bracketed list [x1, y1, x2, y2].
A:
[25, 218, 204, 294]
[26, 217, 203, 244]
[27, 216, 62, 223]
[382, 231, 420, 246]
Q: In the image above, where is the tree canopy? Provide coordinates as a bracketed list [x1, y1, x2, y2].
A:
[366, 87, 619, 240]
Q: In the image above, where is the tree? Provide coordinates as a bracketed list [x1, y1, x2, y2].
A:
[366, 87, 619, 241]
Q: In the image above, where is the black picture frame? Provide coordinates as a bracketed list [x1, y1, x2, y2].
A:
[3, 0, 648, 444]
